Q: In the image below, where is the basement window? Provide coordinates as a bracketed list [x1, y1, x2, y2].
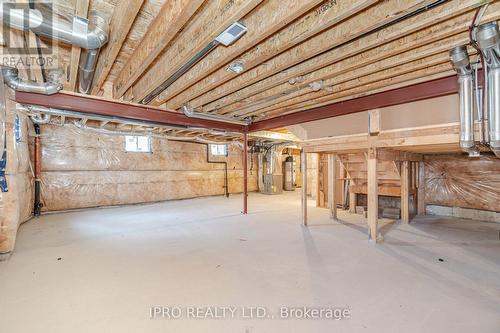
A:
[210, 144, 228, 156]
[125, 136, 151, 153]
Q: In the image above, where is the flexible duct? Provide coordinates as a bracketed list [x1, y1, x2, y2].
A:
[449, 45, 480, 157]
[1, 67, 61, 95]
[476, 22, 500, 158]
[0, 4, 108, 94]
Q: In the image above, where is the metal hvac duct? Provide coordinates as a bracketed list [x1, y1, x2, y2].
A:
[476, 22, 500, 158]
[449, 45, 480, 157]
[182, 105, 250, 126]
[1, 67, 61, 95]
[0, 4, 108, 94]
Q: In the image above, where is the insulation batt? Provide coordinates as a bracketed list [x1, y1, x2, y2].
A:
[38, 124, 257, 211]
[0, 98, 34, 255]
[425, 154, 500, 212]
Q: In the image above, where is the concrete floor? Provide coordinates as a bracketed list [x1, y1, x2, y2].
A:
[1, 192, 499, 333]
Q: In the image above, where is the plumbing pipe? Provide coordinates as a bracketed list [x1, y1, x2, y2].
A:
[449, 45, 480, 157]
[205, 144, 229, 198]
[476, 22, 500, 158]
[1, 67, 61, 95]
[33, 124, 42, 216]
[0, 4, 108, 94]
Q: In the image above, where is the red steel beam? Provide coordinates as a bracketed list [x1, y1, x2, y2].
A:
[15, 91, 246, 133]
[248, 74, 460, 132]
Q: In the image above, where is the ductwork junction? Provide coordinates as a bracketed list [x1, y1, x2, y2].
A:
[0, 4, 109, 94]
[449, 45, 480, 157]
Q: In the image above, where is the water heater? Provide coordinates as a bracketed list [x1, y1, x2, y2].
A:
[284, 156, 295, 191]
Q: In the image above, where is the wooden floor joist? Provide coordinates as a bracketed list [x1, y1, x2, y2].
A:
[112, 0, 206, 98]
[202, 0, 490, 115]
[158, 0, 377, 108]
[128, 0, 264, 102]
[147, 0, 327, 106]
[223, 32, 470, 117]
[249, 51, 457, 118]
[174, 0, 479, 111]
[64, 0, 90, 92]
[260, 61, 454, 120]
[90, 0, 145, 95]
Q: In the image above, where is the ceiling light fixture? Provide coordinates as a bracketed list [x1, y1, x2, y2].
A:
[216, 22, 248, 46]
[227, 61, 245, 74]
[141, 22, 248, 105]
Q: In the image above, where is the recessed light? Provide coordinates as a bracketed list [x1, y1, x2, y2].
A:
[227, 61, 245, 74]
[309, 80, 324, 92]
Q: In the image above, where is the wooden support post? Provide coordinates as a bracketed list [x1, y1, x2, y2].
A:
[316, 153, 321, 207]
[417, 161, 426, 215]
[367, 147, 378, 242]
[328, 154, 337, 220]
[301, 150, 308, 226]
[243, 132, 248, 215]
[401, 160, 410, 223]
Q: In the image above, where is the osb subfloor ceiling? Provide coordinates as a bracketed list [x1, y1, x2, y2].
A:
[29, 1, 500, 122]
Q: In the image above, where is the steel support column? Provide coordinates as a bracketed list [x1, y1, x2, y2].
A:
[301, 150, 307, 226]
[242, 132, 248, 215]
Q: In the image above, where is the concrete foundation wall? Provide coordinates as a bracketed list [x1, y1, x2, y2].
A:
[39, 124, 257, 211]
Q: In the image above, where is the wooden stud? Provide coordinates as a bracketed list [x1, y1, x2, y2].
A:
[316, 153, 321, 207]
[401, 161, 410, 223]
[65, 0, 90, 92]
[367, 147, 378, 242]
[91, 0, 145, 95]
[26, 32, 44, 83]
[301, 150, 308, 226]
[417, 161, 426, 215]
[328, 154, 337, 220]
